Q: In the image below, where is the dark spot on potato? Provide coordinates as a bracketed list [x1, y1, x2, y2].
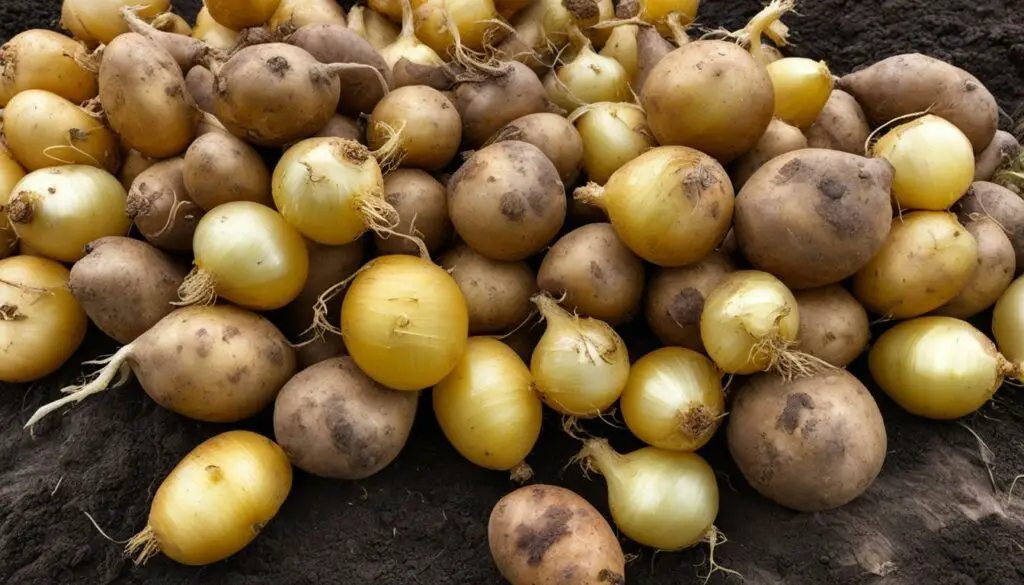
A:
[668, 288, 704, 328]
[817, 178, 848, 200]
[196, 328, 208, 338]
[776, 392, 815, 434]
[709, 200, 720, 219]
[196, 341, 211, 359]
[227, 366, 249, 384]
[175, 344, 183, 354]
[823, 331, 837, 344]
[486, 176, 496, 183]
[222, 326, 240, 343]
[564, 0, 599, 20]
[758, 431, 780, 485]
[773, 158, 803, 185]
[802, 416, 819, 437]
[325, 395, 378, 474]
[163, 84, 181, 98]
[205, 464, 224, 482]
[514, 506, 573, 566]
[500, 192, 527, 221]
[598, 568, 626, 584]
[266, 56, 291, 77]
[589, 261, 605, 283]
[266, 343, 285, 366]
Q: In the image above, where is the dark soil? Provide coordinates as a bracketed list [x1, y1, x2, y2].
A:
[3, 2, 1024, 585]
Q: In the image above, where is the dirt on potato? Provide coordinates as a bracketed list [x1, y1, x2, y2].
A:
[3, 1, 1024, 584]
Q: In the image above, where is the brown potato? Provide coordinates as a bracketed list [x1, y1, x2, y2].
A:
[373, 170, 451, 256]
[126, 158, 204, 253]
[489, 113, 584, 185]
[448, 140, 566, 261]
[804, 89, 871, 154]
[315, 113, 365, 143]
[439, 243, 536, 334]
[488, 484, 625, 585]
[453, 61, 550, 148]
[183, 131, 273, 211]
[185, 65, 216, 114]
[537, 223, 644, 325]
[734, 148, 895, 289]
[730, 118, 808, 189]
[68, 236, 188, 344]
[975, 130, 1020, 182]
[118, 149, 158, 191]
[272, 357, 418, 480]
[367, 85, 462, 171]
[727, 369, 887, 512]
[634, 25, 673, 91]
[956, 181, 1024, 274]
[838, 53, 998, 152]
[121, 9, 210, 73]
[934, 218, 1016, 319]
[644, 251, 736, 353]
[794, 285, 870, 368]
[295, 336, 347, 371]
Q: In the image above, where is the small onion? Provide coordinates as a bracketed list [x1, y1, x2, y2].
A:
[60, 0, 171, 46]
[192, 6, 240, 50]
[871, 114, 975, 211]
[347, 6, 400, 51]
[412, 0, 503, 55]
[993, 275, 1024, 372]
[269, 0, 347, 30]
[0, 29, 98, 106]
[570, 102, 656, 186]
[529, 294, 629, 417]
[0, 255, 88, 382]
[544, 27, 631, 112]
[433, 337, 542, 480]
[7, 165, 130, 263]
[598, 24, 639, 83]
[379, 0, 445, 76]
[205, 0, 283, 30]
[341, 254, 469, 391]
[0, 147, 27, 259]
[766, 57, 834, 130]
[576, 438, 720, 551]
[126, 430, 292, 567]
[620, 347, 725, 452]
[869, 316, 1016, 419]
[180, 201, 309, 311]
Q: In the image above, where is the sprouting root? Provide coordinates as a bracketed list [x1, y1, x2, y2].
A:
[304, 261, 378, 343]
[863, 108, 932, 155]
[724, 0, 797, 64]
[151, 198, 191, 239]
[444, 9, 514, 78]
[994, 150, 1024, 196]
[561, 414, 590, 440]
[481, 124, 526, 148]
[997, 354, 1023, 381]
[509, 460, 534, 483]
[124, 525, 161, 566]
[173, 266, 218, 307]
[41, 129, 104, 168]
[369, 120, 408, 175]
[319, 62, 391, 99]
[0, 277, 54, 297]
[748, 308, 834, 380]
[698, 526, 742, 584]
[73, 44, 103, 74]
[665, 12, 694, 46]
[24, 345, 134, 429]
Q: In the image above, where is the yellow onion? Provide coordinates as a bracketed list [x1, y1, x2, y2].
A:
[0, 147, 27, 259]
[636, 0, 700, 37]
[508, 0, 601, 54]
[193, 6, 240, 50]
[587, 0, 616, 47]
[180, 201, 309, 311]
[126, 430, 292, 566]
[205, 0, 282, 30]
[151, 13, 193, 36]
[544, 27, 631, 112]
[575, 146, 733, 266]
[529, 294, 629, 417]
[272, 137, 398, 246]
[412, 0, 503, 55]
[570, 102, 656, 185]
[0, 255, 87, 382]
[869, 316, 1015, 419]
[341, 254, 469, 391]
[993, 275, 1024, 372]
[379, 0, 445, 71]
[577, 438, 719, 550]
[766, 57, 833, 130]
[852, 211, 978, 318]
[348, 6, 400, 51]
[269, 0, 347, 30]
[620, 347, 724, 451]
[370, 0, 404, 21]
[7, 165, 130, 263]
[60, 0, 171, 46]
[598, 25, 639, 84]
[0, 29, 97, 106]
[433, 337, 542, 479]
[871, 114, 975, 211]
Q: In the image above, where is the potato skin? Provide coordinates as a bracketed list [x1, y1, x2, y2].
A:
[185, 65, 216, 114]
[454, 62, 549, 148]
[734, 149, 895, 289]
[933, 218, 1016, 319]
[439, 243, 536, 334]
[644, 251, 736, 353]
[373, 169, 451, 255]
[491, 112, 584, 185]
[126, 157, 204, 253]
[730, 118, 808, 189]
[68, 237, 188, 345]
[794, 284, 870, 368]
[272, 357, 418, 480]
[957, 181, 1024, 273]
[726, 369, 887, 512]
[488, 484, 626, 585]
[974, 130, 1020, 183]
[804, 89, 871, 154]
[183, 131, 273, 211]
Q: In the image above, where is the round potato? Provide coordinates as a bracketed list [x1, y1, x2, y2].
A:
[794, 285, 870, 368]
[730, 118, 808, 189]
[804, 89, 871, 155]
[489, 112, 584, 185]
[644, 251, 736, 353]
[373, 169, 452, 256]
[440, 243, 536, 334]
[957, 181, 1024, 273]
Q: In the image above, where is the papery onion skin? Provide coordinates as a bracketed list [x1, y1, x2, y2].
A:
[0, 148, 27, 259]
[0, 255, 87, 382]
[129, 430, 292, 567]
[433, 337, 542, 472]
[573, 102, 656, 186]
[342, 255, 469, 391]
[869, 316, 1009, 419]
[620, 347, 724, 451]
[0, 29, 98, 106]
[993, 275, 1024, 372]
[766, 58, 834, 130]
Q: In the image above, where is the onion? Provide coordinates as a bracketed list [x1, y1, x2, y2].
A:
[380, 0, 444, 73]
[766, 57, 833, 130]
[871, 114, 975, 211]
[575, 145, 733, 266]
[529, 293, 629, 417]
[634, 0, 699, 37]
[570, 102, 656, 185]
[544, 27, 631, 112]
[205, 0, 282, 30]
[620, 347, 724, 452]
[192, 6, 240, 50]
[598, 24, 639, 84]
[151, 13, 193, 36]
[60, 0, 171, 46]
[993, 275, 1024, 371]
[869, 316, 1016, 419]
[6, 165, 130, 263]
[269, 0, 347, 30]
[272, 137, 399, 246]
[336, 253, 469, 391]
[0, 147, 27, 259]
[0, 29, 97, 106]
[370, 0, 404, 21]
[0, 255, 87, 382]
[348, 6, 400, 51]
[412, 0, 504, 55]
[126, 430, 292, 567]
[179, 201, 309, 311]
[433, 337, 542, 481]
[575, 438, 721, 551]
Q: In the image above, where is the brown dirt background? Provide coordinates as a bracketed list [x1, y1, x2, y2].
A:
[2, 1, 1024, 584]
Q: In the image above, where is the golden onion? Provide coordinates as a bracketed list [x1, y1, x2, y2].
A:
[766, 57, 834, 130]
[571, 102, 656, 186]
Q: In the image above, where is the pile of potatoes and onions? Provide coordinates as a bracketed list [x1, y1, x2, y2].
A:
[2, 0, 1023, 580]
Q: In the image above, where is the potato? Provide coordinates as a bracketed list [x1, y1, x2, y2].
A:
[838, 53, 998, 152]
[727, 369, 887, 512]
[975, 130, 1020, 182]
[185, 65, 216, 114]
[956, 181, 1024, 273]
[273, 357, 418, 479]
[98, 33, 199, 158]
[126, 158, 204, 253]
[537, 223, 644, 325]
[68, 237, 188, 344]
[489, 113, 584, 185]
[448, 140, 566, 261]
[804, 89, 871, 155]
[315, 113, 365, 143]
[634, 25, 673, 91]
[439, 243, 536, 334]
[0, 29, 97, 106]
[640, 40, 775, 163]
[289, 24, 393, 117]
[183, 131, 273, 211]
[367, 85, 462, 171]
[488, 484, 625, 585]
[453, 61, 550, 148]
[644, 251, 736, 353]
[373, 169, 451, 256]
[730, 118, 808, 189]
[794, 285, 870, 368]
[121, 9, 210, 73]
[734, 148, 895, 289]
[392, 57, 453, 91]
[118, 149, 158, 191]
[934, 218, 1016, 319]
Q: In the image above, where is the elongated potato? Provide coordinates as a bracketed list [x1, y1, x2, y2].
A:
[730, 119, 808, 189]
[956, 181, 1024, 273]
[127, 158, 204, 253]
[185, 66, 217, 114]
[794, 285, 870, 368]
[183, 132, 273, 211]
[440, 243, 536, 334]
[0, 29, 97, 106]
[934, 218, 1016, 319]
[975, 131, 1020, 182]
[804, 89, 871, 154]
[644, 251, 736, 353]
